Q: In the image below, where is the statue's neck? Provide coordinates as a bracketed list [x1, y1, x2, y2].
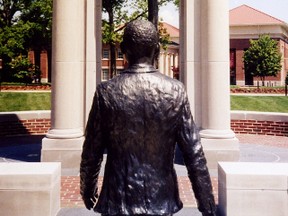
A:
[125, 63, 157, 73]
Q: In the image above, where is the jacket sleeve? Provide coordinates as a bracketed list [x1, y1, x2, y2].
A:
[80, 89, 105, 209]
[176, 91, 216, 216]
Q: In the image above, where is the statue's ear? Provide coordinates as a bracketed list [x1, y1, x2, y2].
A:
[120, 41, 126, 54]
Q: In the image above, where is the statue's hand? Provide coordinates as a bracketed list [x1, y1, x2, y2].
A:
[83, 195, 97, 210]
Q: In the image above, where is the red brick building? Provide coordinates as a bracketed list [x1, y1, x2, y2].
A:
[230, 5, 288, 86]
[34, 5, 288, 86]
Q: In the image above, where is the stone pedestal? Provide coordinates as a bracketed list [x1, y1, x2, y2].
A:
[42, 137, 84, 172]
[218, 162, 288, 216]
[202, 138, 239, 170]
[0, 163, 61, 216]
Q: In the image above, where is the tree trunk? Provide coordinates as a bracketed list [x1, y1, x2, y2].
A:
[109, 42, 116, 78]
[148, 0, 158, 30]
[148, 0, 159, 67]
[108, 7, 116, 79]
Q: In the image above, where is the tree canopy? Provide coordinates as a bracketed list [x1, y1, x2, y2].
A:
[243, 34, 282, 86]
[0, 0, 52, 82]
[0, 0, 177, 81]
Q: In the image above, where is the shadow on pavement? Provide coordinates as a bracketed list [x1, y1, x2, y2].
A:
[0, 135, 43, 162]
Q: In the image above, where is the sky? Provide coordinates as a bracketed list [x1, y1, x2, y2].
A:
[159, 0, 288, 28]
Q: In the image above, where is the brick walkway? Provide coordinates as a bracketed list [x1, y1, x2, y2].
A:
[237, 134, 288, 148]
[61, 176, 218, 208]
[60, 134, 288, 209]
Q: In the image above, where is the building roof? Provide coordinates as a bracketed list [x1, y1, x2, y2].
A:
[161, 22, 179, 38]
[230, 4, 285, 26]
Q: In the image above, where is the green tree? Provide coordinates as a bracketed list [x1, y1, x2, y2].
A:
[0, 0, 29, 80]
[0, 0, 52, 82]
[102, 0, 126, 78]
[20, 0, 52, 51]
[20, 0, 53, 82]
[243, 35, 282, 86]
[0, 0, 30, 28]
[9, 54, 37, 84]
[173, 0, 179, 7]
[0, 20, 33, 80]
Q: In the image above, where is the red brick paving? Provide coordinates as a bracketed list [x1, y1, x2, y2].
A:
[237, 134, 288, 148]
[61, 176, 218, 208]
[60, 134, 286, 209]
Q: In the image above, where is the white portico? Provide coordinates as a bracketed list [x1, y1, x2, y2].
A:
[42, 0, 239, 171]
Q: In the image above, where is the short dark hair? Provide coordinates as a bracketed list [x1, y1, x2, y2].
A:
[122, 20, 158, 57]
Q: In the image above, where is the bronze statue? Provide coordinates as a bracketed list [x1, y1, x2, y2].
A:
[80, 20, 216, 216]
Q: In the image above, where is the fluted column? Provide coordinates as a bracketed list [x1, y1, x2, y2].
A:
[169, 54, 173, 78]
[175, 54, 179, 68]
[42, 0, 102, 171]
[85, 0, 102, 122]
[180, 0, 239, 170]
[159, 52, 165, 74]
[180, 0, 202, 124]
[200, 0, 235, 139]
[164, 53, 168, 76]
[48, 0, 85, 138]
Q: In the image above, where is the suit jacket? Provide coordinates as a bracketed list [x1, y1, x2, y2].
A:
[80, 70, 216, 215]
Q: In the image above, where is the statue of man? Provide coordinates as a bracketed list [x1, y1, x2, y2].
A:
[80, 20, 216, 216]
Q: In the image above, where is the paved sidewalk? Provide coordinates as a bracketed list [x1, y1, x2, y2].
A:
[0, 134, 287, 215]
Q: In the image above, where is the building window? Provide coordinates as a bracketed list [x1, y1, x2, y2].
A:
[117, 49, 123, 59]
[102, 69, 109, 81]
[103, 49, 109, 59]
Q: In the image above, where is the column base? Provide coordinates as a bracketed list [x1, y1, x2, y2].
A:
[41, 137, 84, 175]
[200, 129, 236, 139]
[201, 137, 240, 173]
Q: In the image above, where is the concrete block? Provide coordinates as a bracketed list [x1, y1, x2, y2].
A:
[218, 162, 288, 216]
[201, 137, 239, 170]
[41, 137, 83, 171]
[0, 162, 61, 216]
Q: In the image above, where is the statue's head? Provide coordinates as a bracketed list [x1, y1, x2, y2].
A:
[121, 20, 159, 65]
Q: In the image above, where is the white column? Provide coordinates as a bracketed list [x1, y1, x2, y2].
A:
[180, 0, 202, 124]
[169, 54, 173, 78]
[180, 0, 239, 170]
[166, 53, 170, 76]
[42, 0, 102, 172]
[175, 54, 179, 68]
[85, 0, 102, 122]
[48, 0, 85, 138]
[159, 52, 165, 74]
[200, 0, 235, 139]
[200, 0, 239, 169]
[164, 51, 169, 76]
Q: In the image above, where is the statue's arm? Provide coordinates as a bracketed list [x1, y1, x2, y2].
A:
[80, 90, 105, 210]
[177, 93, 216, 216]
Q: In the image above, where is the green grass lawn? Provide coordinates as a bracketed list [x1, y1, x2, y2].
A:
[0, 92, 288, 113]
[0, 92, 51, 112]
[231, 96, 288, 113]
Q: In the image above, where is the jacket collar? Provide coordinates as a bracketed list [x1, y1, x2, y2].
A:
[122, 64, 158, 74]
